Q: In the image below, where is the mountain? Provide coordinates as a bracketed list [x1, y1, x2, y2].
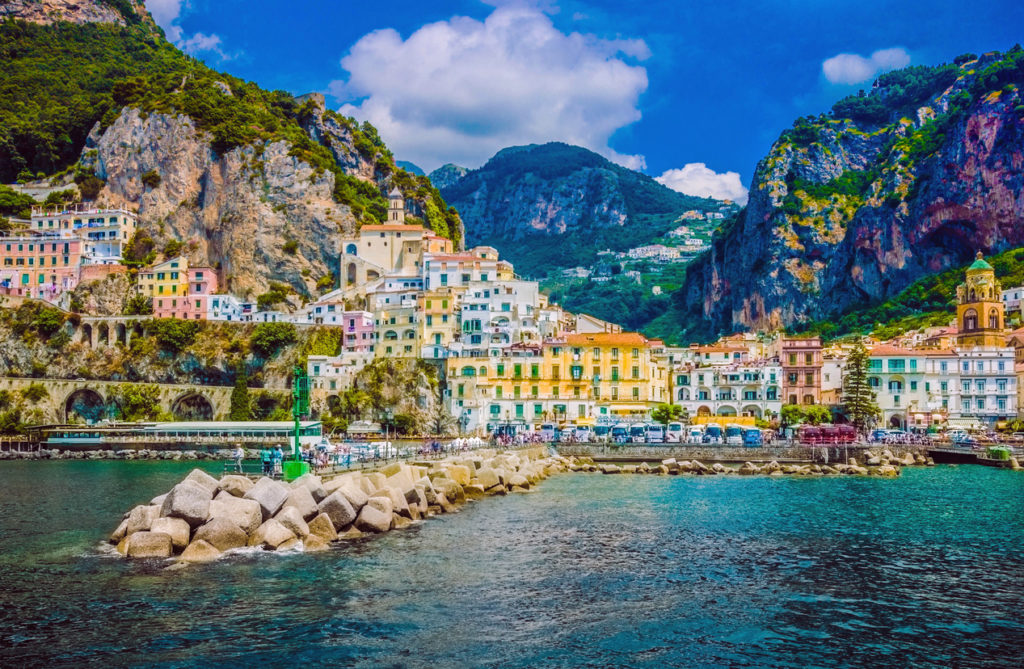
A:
[438, 143, 721, 276]
[396, 160, 424, 175]
[428, 163, 469, 190]
[677, 48, 1024, 340]
[0, 0, 462, 301]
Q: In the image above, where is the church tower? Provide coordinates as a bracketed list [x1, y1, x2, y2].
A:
[387, 187, 405, 223]
[956, 252, 1005, 348]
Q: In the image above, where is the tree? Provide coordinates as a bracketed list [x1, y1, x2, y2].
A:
[804, 405, 832, 425]
[841, 339, 881, 431]
[229, 373, 253, 421]
[651, 403, 683, 426]
[123, 294, 153, 316]
[250, 322, 297, 358]
[780, 404, 805, 427]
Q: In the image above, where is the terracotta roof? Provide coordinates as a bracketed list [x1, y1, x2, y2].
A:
[869, 345, 919, 356]
[919, 349, 957, 356]
[566, 332, 649, 346]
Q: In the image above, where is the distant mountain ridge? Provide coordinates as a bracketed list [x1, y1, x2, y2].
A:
[437, 142, 721, 276]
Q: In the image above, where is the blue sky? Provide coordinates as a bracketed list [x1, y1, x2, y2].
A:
[146, 0, 1024, 202]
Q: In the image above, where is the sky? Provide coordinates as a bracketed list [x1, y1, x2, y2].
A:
[145, 0, 1024, 203]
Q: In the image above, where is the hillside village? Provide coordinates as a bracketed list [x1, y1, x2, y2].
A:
[3, 189, 1024, 435]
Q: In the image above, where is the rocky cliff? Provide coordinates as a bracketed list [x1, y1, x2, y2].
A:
[680, 49, 1024, 336]
[440, 143, 719, 276]
[1, 1, 462, 300]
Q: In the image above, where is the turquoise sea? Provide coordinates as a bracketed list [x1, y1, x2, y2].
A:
[0, 461, 1022, 667]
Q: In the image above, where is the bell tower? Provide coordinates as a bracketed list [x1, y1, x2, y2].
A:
[956, 251, 1005, 348]
[387, 187, 405, 223]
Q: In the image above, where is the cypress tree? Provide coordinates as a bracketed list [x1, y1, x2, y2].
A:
[229, 371, 253, 421]
[841, 340, 880, 431]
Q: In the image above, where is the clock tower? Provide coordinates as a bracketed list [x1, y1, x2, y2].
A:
[956, 252, 1005, 348]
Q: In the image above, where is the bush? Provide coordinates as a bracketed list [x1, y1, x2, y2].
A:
[282, 239, 298, 255]
[251, 322, 297, 358]
[32, 306, 66, 337]
[123, 293, 153, 316]
[21, 383, 49, 404]
[148, 318, 200, 353]
[140, 169, 161, 188]
[162, 239, 182, 258]
[256, 282, 291, 311]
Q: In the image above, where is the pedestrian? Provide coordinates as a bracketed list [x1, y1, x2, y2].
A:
[233, 443, 245, 473]
[260, 446, 272, 475]
[273, 444, 284, 476]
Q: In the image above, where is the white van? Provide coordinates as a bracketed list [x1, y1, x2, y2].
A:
[687, 425, 704, 444]
[666, 422, 684, 443]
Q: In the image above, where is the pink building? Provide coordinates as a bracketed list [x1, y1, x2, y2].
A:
[0, 235, 82, 300]
[342, 311, 375, 353]
[153, 266, 218, 320]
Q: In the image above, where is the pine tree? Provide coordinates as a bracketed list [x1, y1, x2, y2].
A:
[841, 340, 880, 431]
[229, 372, 253, 421]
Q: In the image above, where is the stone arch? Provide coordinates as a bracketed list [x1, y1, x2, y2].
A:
[696, 405, 712, 417]
[988, 308, 1000, 329]
[889, 414, 905, 429]
[65, 388, 108, 423]
[115, 322, 127, 345]
[81, 323, 93, 346]
[171, 392, 214, 421]
[98, 323, 110, 347]
[132, 322, 144, 340]
[384, 330, 398, 340]
[717, 405, 737, 416]
[346, 262, 357, 285]
[345, 243, 357, 255]
[963, 308, 978, 331]
[742, 405, 762, 418]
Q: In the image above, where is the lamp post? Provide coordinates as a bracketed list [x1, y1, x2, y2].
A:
[383, 408, 393, 460]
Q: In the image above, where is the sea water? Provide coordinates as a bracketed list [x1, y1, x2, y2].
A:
[0, 461, 1022, 667]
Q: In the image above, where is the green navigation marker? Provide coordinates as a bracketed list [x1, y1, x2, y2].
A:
[285, 365, 310, 481]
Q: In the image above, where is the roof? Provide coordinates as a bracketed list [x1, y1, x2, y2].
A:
[869, 345, 919, 356]
[360, 224, 424, 232]
[968, 251, 993, 271]
[388, 187, 403, 198]
[566, 332, 649, 347]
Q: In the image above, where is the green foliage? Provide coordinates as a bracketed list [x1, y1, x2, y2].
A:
[73, 169, 105, 200]
[148, 318, 200, 353]
[0, 184, 36, 221]
[20, 383, 48, 404]
[780, 404, 805, 427]
[110, 383, 162, 421]
[47, 329, 71, 350]
[831, 64, 960, 124]
[250, 322, 297, 358]
[256, 282, 291, 311]
[44, 188, 77, 207]
[804, 405, 832, 425]
[651, 403, 684, 426]
[841, 340, 880, 430]
[123, 293, 153, 316]
[32, 305, 65, 337]
[140, 168, 161, 188]
[282, 239, 298, 255]
[162, 238, 182, 258]
[229, 374, 253, 421]
[315, 273, 335, 293]
[306, 328, 342, 357]
[122, 229, 157, 267]
[392, 412, 417, 435]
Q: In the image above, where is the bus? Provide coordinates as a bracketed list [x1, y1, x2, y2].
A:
[646, 424, 665, 443]
[538, 423, 556, 441]
[704, 424, 723, 444]
[687, 425, 704, 444]
[612, 424, 630, 443]
[593, 425, 611, 443]
[742, 428, 764, 446]
[725, 424, 744, 445]
[574, 425, 593, 443]
[629, 424, 647, 443]
[666, 422, 684, 443]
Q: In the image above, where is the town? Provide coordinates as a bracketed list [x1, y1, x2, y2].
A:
[2, 194, 1021, 438]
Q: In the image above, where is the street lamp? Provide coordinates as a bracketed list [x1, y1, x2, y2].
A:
[383, 408, 394, 459]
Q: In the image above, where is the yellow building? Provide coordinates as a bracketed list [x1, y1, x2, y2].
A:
[138, 256, 189, 301]
[957, 252, 1005, 348]
[419, 287, 463, 358]
[446, 331, 667, 432]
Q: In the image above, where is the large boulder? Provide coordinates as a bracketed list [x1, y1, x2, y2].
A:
[303, 535, 330, 552]
[193, 517, 248, 552]
[307, 512, 339, 542]
[244, 477, 290, 520]
[446, 464, 471, 486]
[179, 539, 221, 563]
[366, 495, 393, 517]
[274, 506, 310, 539]
[209, 494, 263, 535]
[600, 464, 621, 475]
[434, 478, 465, 505]
[126, 531, 173, 558]
[249, 519, 296, 550]
[110, 518, 129, 544]
[282, 486, 319, 521]
[317, 492, 357, 530]
[371, 486, 408, 517]
[475, 467, 501, 490]
[161, 481, 213, 528]
[291, 474, 328, 503]
[184, 468, 220, 495]
[354, 504, 392, 533]
[150, 517, 191, 551]
[336, 484, 369, 512]
[218, 475, 254, 498]
[125, 504, 161, 535]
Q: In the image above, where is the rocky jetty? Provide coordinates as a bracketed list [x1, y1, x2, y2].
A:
[2, 448, 248, 461]
[110, 447, 566, 563]
[567, 449, 934, 477]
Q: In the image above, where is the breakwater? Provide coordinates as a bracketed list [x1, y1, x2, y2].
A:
[111, 446, 564, 563]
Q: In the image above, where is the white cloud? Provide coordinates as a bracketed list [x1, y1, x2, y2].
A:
[329, 5, 649, 172]
[822, 47, 911, 85]
[656, 164, 748, 204]
[144, 1, 230, 59]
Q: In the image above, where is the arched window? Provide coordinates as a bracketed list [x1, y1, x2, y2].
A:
[384, 330, 398, 340]
[969, 289, 976, 301]
[345, 243, 357, 255]
[478, 366, 487, 376]
[346, 263, 357, 285]
[989, 308, 999, 329]
[461, 366, 476, 377]
[404, 330, 416, 339]
[963, 308, 978, 331]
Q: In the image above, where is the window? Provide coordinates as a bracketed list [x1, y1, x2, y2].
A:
[531, 386, 538, 398]
[497, 363, 505, 376]
[888, 381, 903, 392]
[515, 404, 524, 418]
[976, 361, 985, 372]
[962, 361, 970, 373]
[632, 366, 639, 379]
[552, 365, 560, 381]
[495, 387, 502, 399]
[611, 387, 618, 400]
[976, 380, 986, 393]
[909, 381, 917, 391]
[611, 348, 619, 360]
[805, 353, 813, 364]
[888, 360, 905, 372]
[868, 377, 880, 388]
[593, 347, 600, 359]
[552, 387, 559, 398]
[788, 353, 797, 365]
[611, 367, 619, 382]
[805, 372, 814, 385]
[998, 360, 1006, 372]
[998, 398, 1007, 412]
[632, 387, 639, 400]
[998, 379, 1007, 392]
[514, 386, 521, 399]
[940, 381, 948, 393]
[632, 348, 639, 358]
[940, 361, 948, 373]
[977, 398, 986, 411]
[531, 364, 539, 379]
[788, 373, 798, 384]
[909, 359, 917, 372]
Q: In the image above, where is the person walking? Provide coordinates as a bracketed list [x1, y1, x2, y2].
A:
[260, 446, 272, 476]
[272, 444, 284, 477]
[232, 444, 245, 473]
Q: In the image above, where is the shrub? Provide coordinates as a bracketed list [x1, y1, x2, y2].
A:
[141, 169, 161, 188]
[123, 294, 153, 316]
[21, 383, 49, 404]
[32, 307, 66, 337]
[162, 239, 182, 258]
[251, 322, 297, 358]
[282, 239, 298, 255]
[148, 318, 200, 353]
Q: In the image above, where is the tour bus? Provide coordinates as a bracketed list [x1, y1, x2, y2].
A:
[743, 428, 764, 446]
[687, 425, 705, 444]
[538, 423, 556, 441]
[646, 424, 665, 444]
[593, 425, 611, 443]
[725, 424, 744, 445]
[666, 422, 684, 443]
[704, 424, 723, 444]
[612, 424, 630, 443]
[574, 425, 593, 443]
[629, 424, 647, 443]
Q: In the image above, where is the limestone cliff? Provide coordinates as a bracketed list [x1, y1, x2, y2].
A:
[680, 49, 1024, 336]
[0, 0, 144, 26]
